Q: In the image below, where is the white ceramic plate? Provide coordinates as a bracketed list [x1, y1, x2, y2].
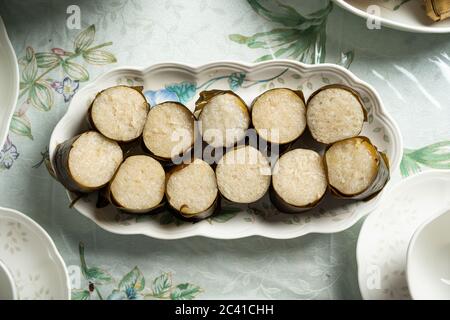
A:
[0, 207, 70, 299]
[333, 0, 450, 33]
[0, 16, 19, 147]
[357, 170, 450, 299]
[49, 60, 402, 239]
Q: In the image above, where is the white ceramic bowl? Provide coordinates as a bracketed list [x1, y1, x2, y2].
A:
[49, 60, 402, 239]
[0, 16, 19, 147]
[407, 209, 450, 300]
[333, 0, 450, 33]
[0, 259, 17, 300]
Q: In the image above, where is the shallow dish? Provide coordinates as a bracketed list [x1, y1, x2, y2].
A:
[50, 60, 402, 239]
[0, 16, 19, 147]
[0, 207, 70, 299]
[357, 170, 450, 299]
[333, 0, 450, 33]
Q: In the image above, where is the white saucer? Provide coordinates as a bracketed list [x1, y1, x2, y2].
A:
[0, 207, 70, 299]
[357, 170, 450, 299]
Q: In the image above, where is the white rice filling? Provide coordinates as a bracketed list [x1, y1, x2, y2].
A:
[273, 149, 327, 207]
[68, 131, 123, 188]
[91, 86, 149, 141]
[199, 93, 249, 148]
[110, 155, 165, 210]
[307, 87, 364, 144]
[143, 102, 194, 159]
[166, 159, 218, 214]
[325, 138, 378, 195]
[252, 89, 306, 144]
[216, 145, 271, 203]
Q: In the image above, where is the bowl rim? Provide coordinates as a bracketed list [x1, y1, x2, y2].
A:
[332, 0, 450, 34]
[50, 59, 403, 239]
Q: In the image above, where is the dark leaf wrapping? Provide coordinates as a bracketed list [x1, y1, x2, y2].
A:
[424, 0, 450, 21]
[53, 134, 97, 193]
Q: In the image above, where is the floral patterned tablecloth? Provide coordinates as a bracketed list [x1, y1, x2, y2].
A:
[0, 0, 449, 300]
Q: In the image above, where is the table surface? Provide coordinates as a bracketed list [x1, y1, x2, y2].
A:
[0, 0, 449, 300]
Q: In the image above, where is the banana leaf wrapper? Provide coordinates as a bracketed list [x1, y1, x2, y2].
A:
[424, 0, 450, 21]
[53, 134, 98, 193]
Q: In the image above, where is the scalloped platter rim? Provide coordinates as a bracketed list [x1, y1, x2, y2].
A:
[49, 60, 403, 240]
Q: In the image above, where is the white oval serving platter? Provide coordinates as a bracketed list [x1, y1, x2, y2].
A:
[0, 16, 19, 147]
[50, 60, 402, 239]
[333, 0, 450, 33]
[357, 170, 450, 299]
[0, 207, 71, 299]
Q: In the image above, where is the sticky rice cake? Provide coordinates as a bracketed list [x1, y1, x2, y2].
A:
[143, 102, 195, 159]
[110, 155, 165, 211]
[54, 131, 123, 192]
[166, 159, 218, 215]
[307, 85, 365, 144]
[272, 149, 327, 208]
[216, 145, 271, 203]
[325, 137, 379, 196]
[252, 88, 306, 144]
[90, 86, 149, 142]
[198, 92, 250, 148]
